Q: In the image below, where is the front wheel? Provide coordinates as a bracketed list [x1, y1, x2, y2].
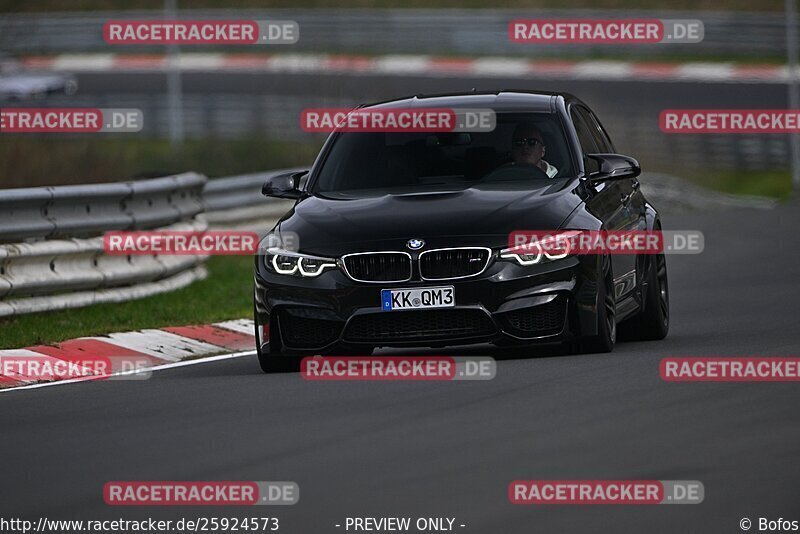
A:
[576, 256, 616, 354]
[255, 306, 298, 373]
[622, 251, 669, 341]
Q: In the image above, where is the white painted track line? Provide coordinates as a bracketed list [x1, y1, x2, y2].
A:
[0, 350, 257, 394]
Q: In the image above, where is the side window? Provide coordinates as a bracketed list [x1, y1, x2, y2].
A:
[590, 113, 615, 153]
[576, 106, 612, 153]
[570, 108, 600, 174]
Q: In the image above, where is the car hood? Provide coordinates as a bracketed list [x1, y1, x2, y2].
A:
[276, 181, 582, 256]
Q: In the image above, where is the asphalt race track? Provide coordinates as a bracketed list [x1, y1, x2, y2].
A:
[2, 201, 799, 533]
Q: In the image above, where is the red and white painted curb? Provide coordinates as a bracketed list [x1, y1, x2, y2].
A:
[21, 53, 786, 84]
[0, 318, 256, 391]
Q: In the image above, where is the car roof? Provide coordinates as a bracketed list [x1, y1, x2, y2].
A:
[362, 90, 586, 113]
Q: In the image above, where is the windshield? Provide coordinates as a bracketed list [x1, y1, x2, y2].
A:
[311, 112, 575, 196]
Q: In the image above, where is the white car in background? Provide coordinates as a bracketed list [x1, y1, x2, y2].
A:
[0, 54, 77, 100]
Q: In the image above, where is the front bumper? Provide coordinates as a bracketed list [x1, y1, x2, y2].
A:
[254, 253, 602, 353]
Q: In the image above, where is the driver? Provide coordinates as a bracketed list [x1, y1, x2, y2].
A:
[509, 122, 558, 178]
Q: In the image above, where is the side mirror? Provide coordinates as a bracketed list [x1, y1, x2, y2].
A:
[262, 170, 308, 199]
[585, 154, 641, 183]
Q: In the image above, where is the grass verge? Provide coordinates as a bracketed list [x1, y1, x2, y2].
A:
[0, 138, 322, 189]
[0, 255, 253, 349]
[677, 168, 792, 200]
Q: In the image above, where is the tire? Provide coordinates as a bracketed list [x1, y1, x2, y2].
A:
[254, 306, 298, 373]
[578, 256, 616, 354]
[622, 250, 669, 341]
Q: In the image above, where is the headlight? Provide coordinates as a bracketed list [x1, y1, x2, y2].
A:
[500, 230, 581, 266]
[264, 249, 338, 277]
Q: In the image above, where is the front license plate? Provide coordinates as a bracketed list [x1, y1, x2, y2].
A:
[381, 286, 455, 311]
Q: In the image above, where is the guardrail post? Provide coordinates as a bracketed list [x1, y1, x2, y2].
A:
[786, 0, 800, 192]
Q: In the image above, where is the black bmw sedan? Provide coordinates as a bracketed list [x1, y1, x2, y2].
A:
[254, 90, 669, 372]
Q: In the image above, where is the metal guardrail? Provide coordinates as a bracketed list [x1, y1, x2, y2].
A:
[203, 168, 299, 212]
[0, 170, 292, 317]
[0, 172, 205, 242]
[0, 9, 792, 59]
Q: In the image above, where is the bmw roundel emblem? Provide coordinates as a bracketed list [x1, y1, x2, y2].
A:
[406, 238, 425, 250]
